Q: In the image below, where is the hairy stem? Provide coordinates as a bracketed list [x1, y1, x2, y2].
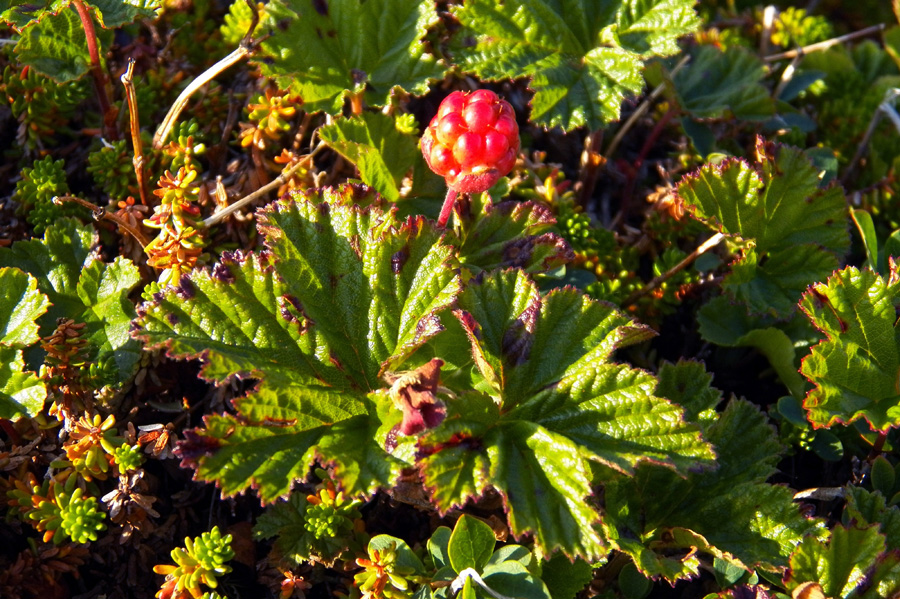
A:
[71, 0, 118, 140]
[437, 188, 458, 228]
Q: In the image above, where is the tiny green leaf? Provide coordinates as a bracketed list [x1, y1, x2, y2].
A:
[448, 515, 496, 574]
[428, 527, 452, 570]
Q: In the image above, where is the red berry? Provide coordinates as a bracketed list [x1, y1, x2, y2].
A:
[482, 130, 509, 164]
[422, 89, 520, 226]
[436, 112, 466, 146]
[463, 101, 496, 134]
[437, 91, 467, 120]
[453, 132, 484, 169]
[468, 89, 498, 104]
[421, 89, 519, 195]
[430, 145, 457, 175]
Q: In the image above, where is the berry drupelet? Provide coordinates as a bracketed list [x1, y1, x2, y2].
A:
[421, 89, 520, 226]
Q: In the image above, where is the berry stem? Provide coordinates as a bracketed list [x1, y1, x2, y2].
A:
[437, 188, 458, 228]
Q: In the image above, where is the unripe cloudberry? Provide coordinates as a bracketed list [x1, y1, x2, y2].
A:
[421, 90, 520, 226]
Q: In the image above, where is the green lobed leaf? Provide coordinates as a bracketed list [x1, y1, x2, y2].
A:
[135, 186, 461, 500]
[844, 486, 900, 552]
[454, 199, 574, 275]
[0, 219, 141, 385]
[655, 359, 722, 423]
[604, 399, 824, 582]
[0, 268, 49, 348]
[454, 0, 700, 130]
[319, 112, 421, 203]
[0, 346, 46, 419]
[259, 0, 444, 114]
[678, 138, 850, 318]
[77, 257, 142, 385]
[784, 525, 900, 599]
[448, 514, 496, 574]
[14, 7, 92, 82]
[1, 0, 157, 31]
[418, 270, 713, 560]
[539, 553, 593, 599]
[671, 46, 775, 120]
[799, 267, 900, 431]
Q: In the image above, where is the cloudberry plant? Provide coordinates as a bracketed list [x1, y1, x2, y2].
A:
[14, 157, 86, 234]
[154, 526, 234, 599]
[145, 167, 207, 287]
[421, 89, 520, 226]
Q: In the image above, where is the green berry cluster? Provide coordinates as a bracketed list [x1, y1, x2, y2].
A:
[15, 157, 86, 233]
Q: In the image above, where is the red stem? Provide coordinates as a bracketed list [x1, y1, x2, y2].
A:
[72, 0, 119, 140]
[437, 188, 458, 228]
[615, 106, 678, 227]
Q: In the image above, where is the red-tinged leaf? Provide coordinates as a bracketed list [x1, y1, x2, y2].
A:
[135, 185, 461, 501]
[677, 138, 849, 318]
[800, 266, 900, 432]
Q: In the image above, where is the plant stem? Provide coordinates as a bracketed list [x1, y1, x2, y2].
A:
[614, 105, 678, 228]
[623, 232, 725, 307]
[71, 0, 118, 141]
[201, 142, 325, 227]
[437, 188, 458, 228]
[153, 43, 253, 149]
[54, 195, 150, 247]
[576, 129, 604, 208]
[763, 23, 885, 62]
[120, 59, 150, 207]
[604, 55, 690, 160]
